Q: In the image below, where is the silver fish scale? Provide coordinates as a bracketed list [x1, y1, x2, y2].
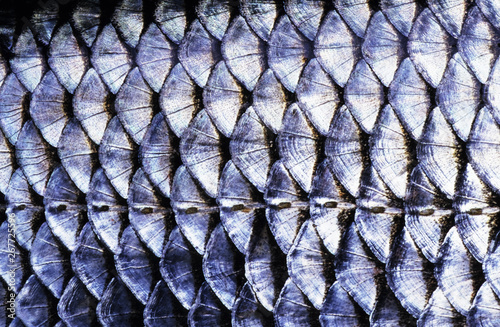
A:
[1, 0, 500, 326]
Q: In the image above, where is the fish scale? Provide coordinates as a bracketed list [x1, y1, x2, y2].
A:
[0, 0, 499, 326]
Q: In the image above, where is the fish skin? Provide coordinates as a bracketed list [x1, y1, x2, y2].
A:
[4, 2, 500, 326]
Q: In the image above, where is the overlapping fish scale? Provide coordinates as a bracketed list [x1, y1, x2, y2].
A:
[435, 226, 484, 316]
[144, 280, 188, 326]
[344, 59, 385, 134]
[217, 160, 265, 255]
[91, 24, 133, 94]
[16, 120, 56, 197]
[99, 115, 138, 199]
[30, 222, 72, 299]
[10, 27, 47, 93]
[407, 8, 456, 88]
[278, 103, 320, 193]
[427, 0, 469, 39]
[2, 0, 500, 325]
[467, 106, 500, 195]
[370, 285, 418, 326]
[170, 164, 219, 255]
[196, 0, 238, 41]
[48, 23, 89, 94]
[115, 67, 154, 144]
[245, 214, 287, 312]
[380, 0, 423, 37]
[6, 168, 44, 252]
[264, 160, 309, 254]
[0, 219, 29, 294]
[418, 286, 466, 326]
[58, 118, 98, 194]
[154, 0, 188, 45]
[0, 73, 29, 146]
[458, 5, 500, 84]
[29, 0, 59, 47]
[273, 278, 321, 326]
[468, 282, 500, 326]
[112, 0, 144, 48]
[221, 15, 267, 91]
[240, 0, 281, 42]
[232, 282, 273, 326]
[114, 224, 157, 305]
[296, 58, 340, 136]
[202, 223, 245, 309]
[267, 14, 313, 93]
[44, 165, 86, 252]
[252, 68, 289, 134]
[284, 0, 326, 41]
[320, 281, 370, 326]
[386, 227, 435, 318]
[230, 106, 274, 193]
[454, 163, 499, 263]
[405, 164, 454, 264]
[71, 0, 101, 48]
[362, 10, 407, 88]
[30, 70, 70, 148]
[97, 277, 144, 326]
[335, 0, 373, 38]
[389, 57, 432, 141]
[73, 68, 112, 146]
[437, 51, 482, 141]
[355, 164, 403, 263]
[178, 19, 222, 88]
[417, 106, 462, 200]
[179, 109, 226, 199]
[335, 222, 384, 315]
[370, 104, 414, 200]
[71, 223, 113, 301]
[139, 112, 179, 198]
[160, 62, 202, 138]
[16, 275, 57, 327]
[86, 167, 129, 255]
[314, 9, 362, 88]
[309, 159, 356, 257]
[57, 276, 98, 326]
[203, 60, 247, 138]
[128, 168, 173, 257]
[136, 22, 177, 93]
[287, 219, 334, 309]
[188, 282, 232, 326]
[325, 104, 368, 198]
[160, 225, 203, 310]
